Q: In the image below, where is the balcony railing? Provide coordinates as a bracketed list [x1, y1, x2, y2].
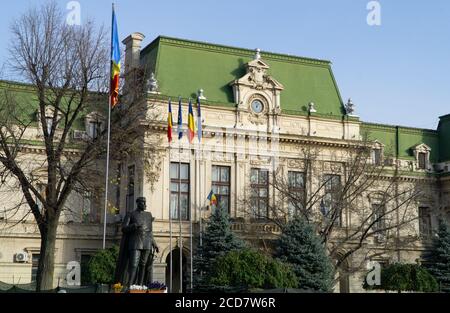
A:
[231, 221, 281, 235]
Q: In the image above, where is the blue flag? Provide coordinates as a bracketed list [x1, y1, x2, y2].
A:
[177, 97, 183, 139]
[110, 6, 121, 107]
[197, 96, 202, 143]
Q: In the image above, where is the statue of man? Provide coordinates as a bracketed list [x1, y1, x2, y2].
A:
[121, 197, 159, 286]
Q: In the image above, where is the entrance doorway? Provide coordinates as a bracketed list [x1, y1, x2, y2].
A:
[165, 249, 188, 293]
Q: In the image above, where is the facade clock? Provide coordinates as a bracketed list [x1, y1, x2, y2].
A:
[251, 99, 264, 114]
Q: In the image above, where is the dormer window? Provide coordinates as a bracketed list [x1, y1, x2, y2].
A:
[36, 106, 61, 137]
[88, 120, 102, 139]
[85, 112, 105, 139]
[418, 152, 427, 170]
[45, 117, 53, 134]
[371, 141, 384, 166]
[372, 148, 382, 166]
[413, 144, 431, 171]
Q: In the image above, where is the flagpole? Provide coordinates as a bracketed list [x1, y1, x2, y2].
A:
[178, 96, 183, 294]
[189, 134, 193, 293]
[166, 99, 173, 293]
[199, 158, 203, 246]
[196, 97, 203, 287]
[102, 98, 112, 249]
[168, 140, 173, 293]
[196, 96, 203, 289]
[179, 136, 183, 293]
[102, 3, 115, 250]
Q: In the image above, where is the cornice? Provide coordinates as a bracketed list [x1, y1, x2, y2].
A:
[0, 80, 36, 93]
[14, 143, 82, 156]
[362, 122, 437, 135]
[149, 123, 363, 150]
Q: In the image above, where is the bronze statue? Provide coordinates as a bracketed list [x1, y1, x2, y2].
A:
[114, 197, 159, 287]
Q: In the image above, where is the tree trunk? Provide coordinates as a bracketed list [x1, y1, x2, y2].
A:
[36, 217, 59, 291]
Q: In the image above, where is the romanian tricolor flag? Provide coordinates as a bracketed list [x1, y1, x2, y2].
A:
[110, 7, 121, 107]
[188, 99, 196, 143]
[167, 99, 173, 142]
[207, 190, 217, 206]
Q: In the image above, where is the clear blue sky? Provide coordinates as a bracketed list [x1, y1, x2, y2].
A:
[1, 0, 449, 129]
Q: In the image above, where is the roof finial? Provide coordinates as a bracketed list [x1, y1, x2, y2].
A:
[345, 98, 356, 116]
[254, 48, 261, 60]
[198, 88, 206, 100]
[308, 102, 317, 113]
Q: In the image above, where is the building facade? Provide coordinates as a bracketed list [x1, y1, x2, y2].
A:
[1, 33, 449, 292]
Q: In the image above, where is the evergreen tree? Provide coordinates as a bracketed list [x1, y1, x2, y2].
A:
[276, 215, 334, 291]
[194, 207, 245, 289]
[424, 219, 450, 292]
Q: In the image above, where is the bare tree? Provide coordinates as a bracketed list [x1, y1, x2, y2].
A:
[240, 133, 434, 285]
[0, 3, 160, 291]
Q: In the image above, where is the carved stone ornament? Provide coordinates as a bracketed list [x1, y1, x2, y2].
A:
[146, 72, 159, 94]
[323, 162, 343, 173]
[287, 159, 305, 169]
[250, 155, 272, 166]
[230, 49, 284, 115]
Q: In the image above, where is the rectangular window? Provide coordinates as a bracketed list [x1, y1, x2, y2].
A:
[287, 171, 305, 217]
[373, 149, 382, 166]
[31, 253, 40, 282]
[419, 207, 432, 238]
[212, 165, 231, 213]
[372, 204, 386, 233]
[322, 174, 342, 225]
[81, 192, 92, 223]
[418, 152, 427, 170]
[250, 168, 269, 219]
[170, 163, 190, 221]
[80, 254, 93, 285]
[126, 165, 135, 212]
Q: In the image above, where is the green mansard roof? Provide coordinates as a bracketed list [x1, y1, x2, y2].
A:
[0, 80, 104, 131]
[141, 36, 450, 162]
[361, 122, 441, 163]
[140, 36, 345, 118]
[2, 35, 449, 163]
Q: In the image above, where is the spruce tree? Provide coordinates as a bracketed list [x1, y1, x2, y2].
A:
[276, 215, 334, 291]
[194, 207, 245, 289]
[424, 219, 450, 292]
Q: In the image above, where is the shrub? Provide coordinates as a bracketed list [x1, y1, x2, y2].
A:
[207, 248, 298, 290]
[364, 263, 438, 292]
[86, 245, 119, 285]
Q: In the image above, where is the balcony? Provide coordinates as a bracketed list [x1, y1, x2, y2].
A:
[231, 220, 281, 238]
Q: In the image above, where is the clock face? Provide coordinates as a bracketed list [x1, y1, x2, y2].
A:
[251, 99, 264, 114]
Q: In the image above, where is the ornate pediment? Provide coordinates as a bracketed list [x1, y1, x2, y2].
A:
[412, 143, 431, 152]
[230, 55, 283, 92]
[229, 49, 284, 115]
